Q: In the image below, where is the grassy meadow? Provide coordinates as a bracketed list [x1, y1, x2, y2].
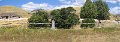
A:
[0, 27, 120, 42]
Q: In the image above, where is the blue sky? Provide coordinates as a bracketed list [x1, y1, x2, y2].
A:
[0, 0, 120, 14]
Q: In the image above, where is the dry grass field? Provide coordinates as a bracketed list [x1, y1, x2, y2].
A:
[0, 6, 120, 42]
[0, 28, 120, 42]
[0, 18, 28, 28]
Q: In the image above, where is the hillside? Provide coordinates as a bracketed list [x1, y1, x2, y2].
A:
[0, 6, 31, 18]
[73, 6, 81, 18]
[0, 6, 30, 27]
[116, 14, 120, 20]
[0, 6, 118, 20]
[47, 6, 81, 18]
[116, 14, 120, 17]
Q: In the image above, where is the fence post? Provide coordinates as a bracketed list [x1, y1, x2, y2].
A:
[51, 20, 55, 29]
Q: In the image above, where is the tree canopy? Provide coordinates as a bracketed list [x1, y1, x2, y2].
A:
[51, 7, 79, 29]
[80, 0, 98, 19]
[95, 0, 110, 20]
[28, 9, 49, 27]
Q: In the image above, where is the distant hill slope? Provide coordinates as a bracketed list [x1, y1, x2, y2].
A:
[0, 6, 31, 18]
[117, 14, 120, 17]
[47, 6, 81, 18]
[116, 14, 120, 20]
[109, 14, 120, 20]
[73, 6, 81, 18]
[0, 6, 118, 20]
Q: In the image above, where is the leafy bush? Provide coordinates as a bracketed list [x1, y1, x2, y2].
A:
[81, 18, 95, 28]
[51, 7, 79, 29]
[28, 9, 49, 28]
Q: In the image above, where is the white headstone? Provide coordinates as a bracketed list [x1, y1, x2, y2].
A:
[51, 20, 55, 29]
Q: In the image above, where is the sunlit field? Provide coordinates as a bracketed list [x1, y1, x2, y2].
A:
[0, 27, 120, 42]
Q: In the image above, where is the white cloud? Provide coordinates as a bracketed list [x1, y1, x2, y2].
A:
[54, 5, 75, 9]
[59, 0, 86, 6]
[22, 0, 86, 11]
[105, 0, 120, 3]
[21, 2, 53, 11]
[110, 7, 120, 14]
[55, 0, 86, 9]
[59, 0, 72, 4]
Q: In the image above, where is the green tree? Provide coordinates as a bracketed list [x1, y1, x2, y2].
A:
[28, 9, 49, 27]
[95, 0, 110, 23]
[51, 7, 79, 29]
[80, 0, 98, 19]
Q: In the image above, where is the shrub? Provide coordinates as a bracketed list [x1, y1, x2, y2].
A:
[28, 9, 49, 28]
[51, 7, 79, 29]
[81, 18, 95, 28]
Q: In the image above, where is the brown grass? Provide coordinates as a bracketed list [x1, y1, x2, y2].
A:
[0, 6, 31, 18]
[0, 28, 119, 42]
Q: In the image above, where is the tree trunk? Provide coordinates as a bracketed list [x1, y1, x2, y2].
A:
[98, 20, 101, 28]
